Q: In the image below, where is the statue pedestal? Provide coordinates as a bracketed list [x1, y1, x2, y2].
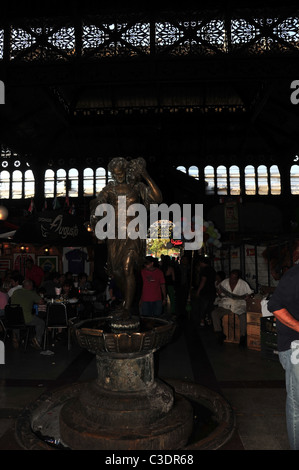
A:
[59, 317, 193, 450]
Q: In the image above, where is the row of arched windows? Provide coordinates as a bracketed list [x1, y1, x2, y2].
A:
[0, 169, 35, 199]
[177, 164, 282, 196]
[3, 163, 299, 199]
[45, 168, 111, 198]
[0, 167, 112, 199]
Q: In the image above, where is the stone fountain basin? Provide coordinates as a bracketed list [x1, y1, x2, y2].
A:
[73, 316, 176, 354]
[16, 379, 236, 450]
[14, 315, 236, 450]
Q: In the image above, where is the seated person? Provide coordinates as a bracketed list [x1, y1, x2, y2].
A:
[211, 269, 253, 346]
[41, 271, 61, 298]
[7, 273, 23, 298]
[61, 280, 78, 300]
[11, 279, 45, 349]
[78, 273, 91, 293]
[0, 279, 9, 317]
[61, 281, 78, 319]
[77, 275, 95, 319]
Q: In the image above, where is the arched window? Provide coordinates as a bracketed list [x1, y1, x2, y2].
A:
[176, 165, 187, 174]
[96, 167, 106, 193]
[44, 169, 55, 198]
[68, 168, 78, 197]
[0, 170, 10, 199]
[216, 165, 227, 195]
[24, 169, 35, 198]
[83, 168, 94, 196]
[270, 165, 281, 195]
[12, 170, 22, 199]
[204, 165, 215, 194]
[56, 168, 66, 197]
[108, 170, 113, 182]
[188, 165, 199, 179]
[291, 165, 299, 194]
[229, 165, 240, 195]
[257, 165, 268, 195]
[245, 165, 256, 195]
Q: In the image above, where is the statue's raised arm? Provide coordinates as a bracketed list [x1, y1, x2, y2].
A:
[127, 157, 162, 207]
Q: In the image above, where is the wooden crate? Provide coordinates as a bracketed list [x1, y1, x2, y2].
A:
[246, 296, 263, 313]
[247, 311, 262, 351]
[247, 311, 261, 326]
[247, 323, 260, 337]
[247, 333, 261, 351]
[223, 313, 240, 343]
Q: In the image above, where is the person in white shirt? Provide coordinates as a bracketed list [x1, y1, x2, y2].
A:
[7, 273, 23, 298]
[211, 269, 253, 346]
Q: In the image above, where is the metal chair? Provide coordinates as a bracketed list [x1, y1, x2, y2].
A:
[43, 302, 72, 350]
[0, 316, 6, 339]
[3, 304, 34, 350]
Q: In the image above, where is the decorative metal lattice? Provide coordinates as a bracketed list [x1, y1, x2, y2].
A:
[231, 19, 258, 45]
[82, 22, 150, 58]
[0, 10, 298, 62]
[9, 21, 76, 61]
[82, 25, 109, 49]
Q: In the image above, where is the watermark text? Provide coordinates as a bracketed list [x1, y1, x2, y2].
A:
[94, 198, 203, 250]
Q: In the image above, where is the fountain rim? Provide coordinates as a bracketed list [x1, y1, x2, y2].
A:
[71, 316, 177, 354]
[72, 316, 175, 338]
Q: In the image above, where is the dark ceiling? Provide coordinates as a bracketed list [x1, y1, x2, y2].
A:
[0, 1, 299, 174]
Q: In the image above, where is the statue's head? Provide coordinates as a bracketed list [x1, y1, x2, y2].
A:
[108, 157, 128, 183]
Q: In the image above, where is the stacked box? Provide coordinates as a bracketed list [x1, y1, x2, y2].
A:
[260, 316, 279, 361]
[246, 295, 263, 313]
[223, 313, 240, 343]
[246, 311, 262, 351]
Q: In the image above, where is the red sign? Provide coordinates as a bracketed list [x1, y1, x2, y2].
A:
[171, 239, 183, 246]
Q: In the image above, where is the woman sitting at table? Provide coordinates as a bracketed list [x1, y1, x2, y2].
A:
[61, 280, 78, 300]
[60, 281, 79, 319]
[78, 273, 91, 293]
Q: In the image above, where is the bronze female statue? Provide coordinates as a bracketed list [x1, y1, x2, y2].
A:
[90, 157, 162, 318]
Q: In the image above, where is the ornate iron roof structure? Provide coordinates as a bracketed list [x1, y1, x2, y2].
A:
[0, 1, 299, 233]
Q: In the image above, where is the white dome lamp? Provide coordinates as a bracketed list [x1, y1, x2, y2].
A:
[0, 205, 8, 221]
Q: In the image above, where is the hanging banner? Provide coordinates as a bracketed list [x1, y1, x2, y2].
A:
[224, 200, 239, 232]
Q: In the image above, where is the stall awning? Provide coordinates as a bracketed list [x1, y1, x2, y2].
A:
[0, 220, 19, 239]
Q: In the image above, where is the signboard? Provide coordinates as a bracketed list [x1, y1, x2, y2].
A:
[38, 212, 80, 242]
[224, 200, 239, 232]
[13, 211, 92, 246]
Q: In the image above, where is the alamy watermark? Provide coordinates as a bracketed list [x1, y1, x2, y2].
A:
[290, 80, 299, 105]
[94, 197, 203, 250]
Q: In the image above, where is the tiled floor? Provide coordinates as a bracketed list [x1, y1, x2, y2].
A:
[0, 313, 290, 451]
[158, 317, 289, 451]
